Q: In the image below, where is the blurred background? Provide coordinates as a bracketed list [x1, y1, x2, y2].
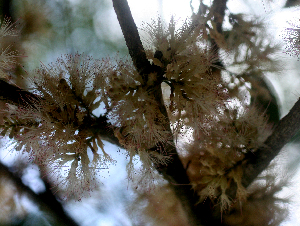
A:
[0, 0, 300, 225]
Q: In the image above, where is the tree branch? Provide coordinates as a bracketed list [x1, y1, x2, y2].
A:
[224, 98, 300, 203]
[1, 0, 298, 224]
[0, 77, 204, 225]
[0, 162, 79, 226]
[210, 0, 228, 70]
[211, 0, 228, 34]
[242, 98, 300, 187]
[0, 78, 40, 107]
[111, 1, 207, 225]
[0, 79, 121, 147]
[112, 0, 154, 83]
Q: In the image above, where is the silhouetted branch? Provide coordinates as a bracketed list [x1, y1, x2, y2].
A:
[1, 0, 299, 224]
[0, 162, 79, 226]
[0, 78, 40, 107]
[243, 98, 300, 187]
[210, 0, 228, 70]
[211, 0, 228, 34]
[284, 0, 300, 8]
[112, 0, 154, 83]
[111, 1, 206, 225]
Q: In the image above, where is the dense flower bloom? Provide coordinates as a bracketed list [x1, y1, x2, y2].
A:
[184, 106, 272, 211]
[1, 54, 113, 198]
[0, 18, 19, 78]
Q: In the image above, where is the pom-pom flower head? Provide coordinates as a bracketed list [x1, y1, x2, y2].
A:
[0, 18, 20, 78]
[186, 106, 272, 211]
[104, 57, 173, 166]
[1, 54, 113, 199]
[142, 16, 228, 139]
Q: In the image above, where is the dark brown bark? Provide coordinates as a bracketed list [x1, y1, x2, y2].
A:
[0, 162, 79, 226]
[242, 98, 300, 188]
[0, 78, 40, 107]
[112, 0, 155, 84]
[210, 0, 228, 71]
[111, 1, 214, 224]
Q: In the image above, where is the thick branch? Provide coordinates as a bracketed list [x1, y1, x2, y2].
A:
[225, 98, 300, 202]
[210, 0, 228, 70]
[0, 162, 79, 226]
[242, 98, 300, 187]
[112, 0, 153, 82]
[2, 0, 297, 224]
[211, 0, 227, 33]
[111, 1, 206, 225]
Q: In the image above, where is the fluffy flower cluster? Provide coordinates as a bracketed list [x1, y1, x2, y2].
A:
[184, 106, 272, 211]
[100, 58, 174, 181]
[0, 18, 19, 78]
[1, 54, 113, 198]
[223, 173, 288, 226]
[0, 15, 283, 218]
[104, 58, 171, 154]
[143, 17, 228, 137]
[0, 52, 174, 197]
